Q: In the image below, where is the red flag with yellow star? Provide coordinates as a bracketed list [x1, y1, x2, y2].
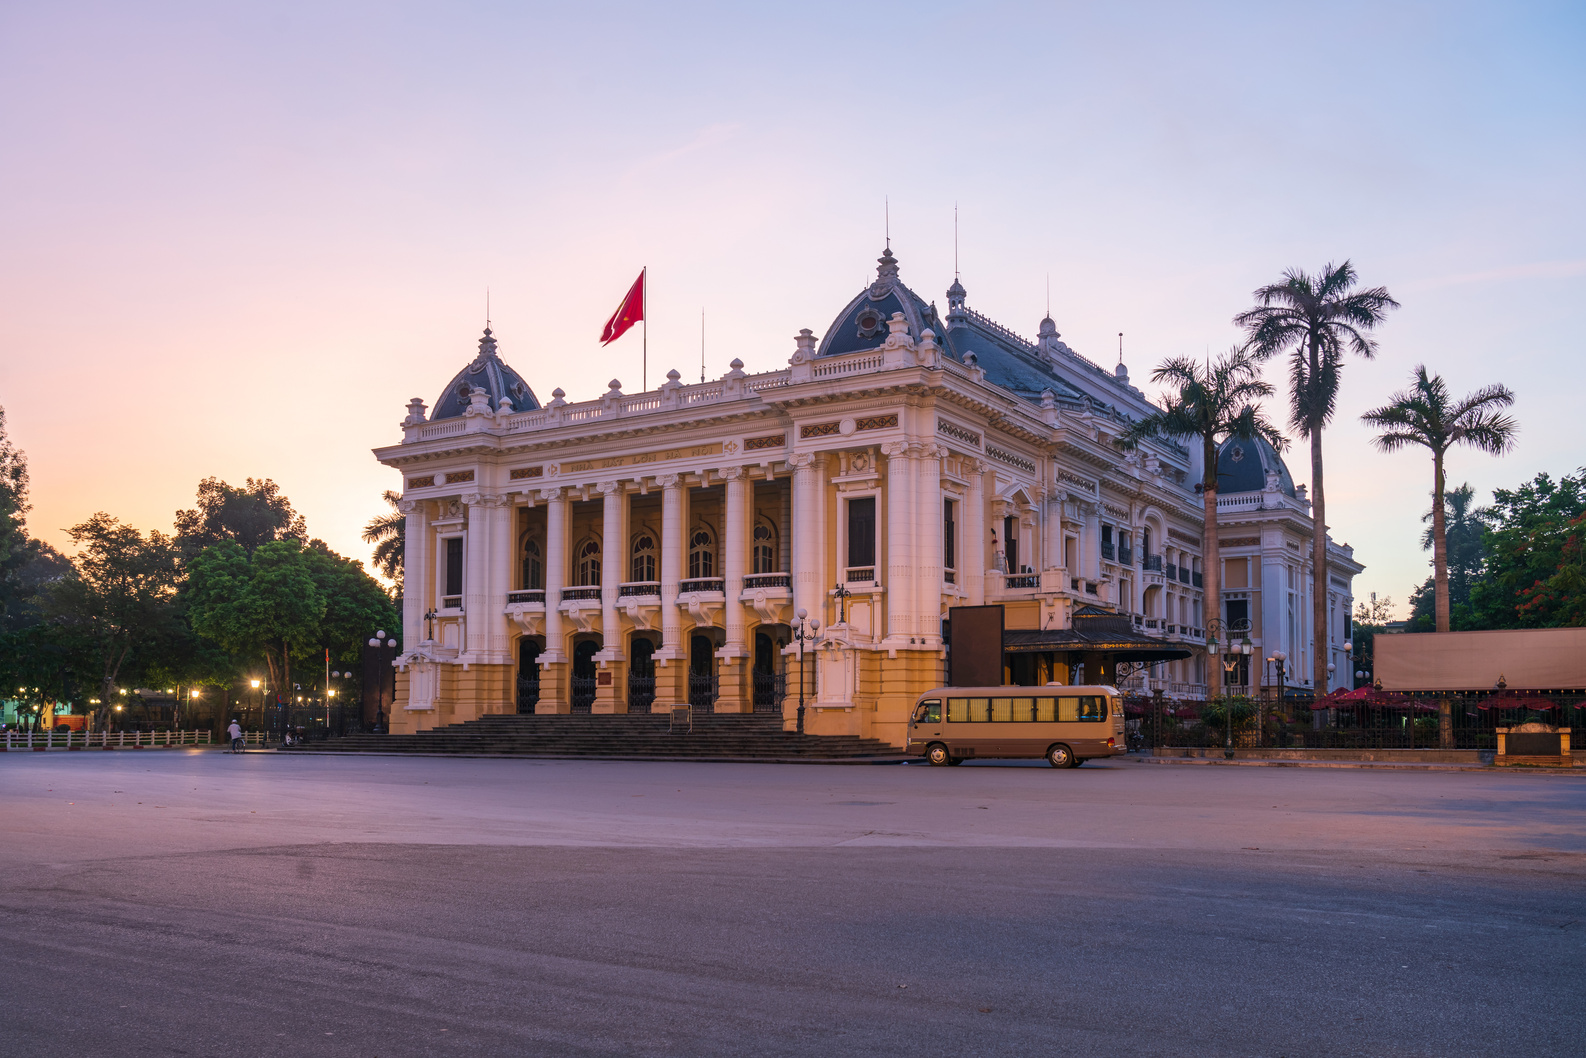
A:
[600, 269, 645, 345]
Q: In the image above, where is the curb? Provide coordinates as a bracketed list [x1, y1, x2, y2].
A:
[281, 749, 916, 765]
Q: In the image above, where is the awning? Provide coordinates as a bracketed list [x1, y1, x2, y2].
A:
[1002, 627, 1192, 663]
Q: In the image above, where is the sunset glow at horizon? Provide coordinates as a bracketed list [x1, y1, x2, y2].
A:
[2, 3, 1581, 614]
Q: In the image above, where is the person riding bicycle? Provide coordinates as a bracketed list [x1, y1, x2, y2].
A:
[227, 719, 244, 752]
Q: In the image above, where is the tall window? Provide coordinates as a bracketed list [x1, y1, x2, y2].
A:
[521, 537, 543, 590]
[847, 497, 875, 568]
[688, 525, 716, 579]
[576, 538, 601, 586]
[630, 533, 657, 582]
[943, 499, 957, 570]
[752, 518, 778, 574]
[1002, 515, 1019, 573]
[444, 537, 463, 597]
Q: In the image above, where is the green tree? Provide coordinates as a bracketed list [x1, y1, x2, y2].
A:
[43, 513, 182, 728]
[185, 539, 325, 706]
[1406, 484, 1486, 631]
[362, 490, 405, 589]
[1350, 593, 1396, 686]
[1518, 509, 1586, 626]
[1236, 261, 1399, 692]
[304, 539, 400, 669]
[175, 477, 307, 559]
[1119, 346, 1285, 699]
[1467, 470, 1586, 628]
[1361, 366, 1517, 632]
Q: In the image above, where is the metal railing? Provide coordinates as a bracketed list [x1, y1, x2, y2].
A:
[627, 674, 656, 713]
[743, 573, 790, 589]
[1192, 572, 1203, 588]
[618, 582, 660, 598]
[1127, 693, 1586, 752]
[1005, 573, 1040, 589]
[679, 578, 724, 594]
[1101, 543, 1115, 561]
[561, 587, 602, 602]
[507, 590, 545, 604]
[752, 671, 786, 713]
[1179, 567, 1192, 584]
[845, 567, 875, 583]
[1142, 555, 1163, 572]
[1165, 563, 1178, 580]
[516, 677, 540, 714]
[1119, 546, 1133, 565]
[570, 676, 596, 713]
[688, 673, 718, 712]
[2, 729, 216, 751]
[441, 596, 462, 609]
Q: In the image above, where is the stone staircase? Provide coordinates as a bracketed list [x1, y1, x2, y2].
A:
[293, 713, 904, 761]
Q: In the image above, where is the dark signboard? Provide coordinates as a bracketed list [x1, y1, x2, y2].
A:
[947, 605, 1004, 687]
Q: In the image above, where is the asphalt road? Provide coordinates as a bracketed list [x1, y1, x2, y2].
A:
[1, 752, 1581, 1057]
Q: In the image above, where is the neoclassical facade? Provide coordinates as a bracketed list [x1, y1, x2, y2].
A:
[379, 248, 1362, 744]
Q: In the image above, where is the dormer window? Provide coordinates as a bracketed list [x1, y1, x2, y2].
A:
[856, 308, 882, 338]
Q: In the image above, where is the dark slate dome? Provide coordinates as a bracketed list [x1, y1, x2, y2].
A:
[1217, 434, 1296, 497]
[432, 328, 540, 420]
[816, 247, 934, 358]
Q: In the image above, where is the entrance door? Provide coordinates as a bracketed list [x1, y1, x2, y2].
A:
[628, 636, 657, 712]
[572, 640, 599, 713]
[752, 632, 785, 713]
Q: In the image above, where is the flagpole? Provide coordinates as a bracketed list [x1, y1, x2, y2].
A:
[642, 266, 648, 391]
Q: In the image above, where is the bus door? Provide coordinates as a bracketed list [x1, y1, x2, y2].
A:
[912, 698, 942, 739]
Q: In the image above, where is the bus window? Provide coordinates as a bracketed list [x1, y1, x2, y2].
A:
[959, 698, 990, 723]
[947, 698, 967, 722]
[1008, 698, 1035, 722]
[1035, 697, 1056, 723]
[990, 697, 1015, 722]
[1110, 697, 1123, 717]
[1058, 697, 1080, 722]
[914, 700, 941, 724]
[1077, 696, 1104, 722]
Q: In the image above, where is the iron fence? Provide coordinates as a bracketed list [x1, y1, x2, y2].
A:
[628, 674, 657, 713]
[516, 677, 540, 714]
[570, 676, 596, 714]
[752, 671, 786, 714]
[688, 673, 718, 712]
[1128, 693, 1586, 752]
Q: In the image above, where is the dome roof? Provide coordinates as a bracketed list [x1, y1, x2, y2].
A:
[1216, 434, 1296, 497]
[815, 247, 934, 358]
[432, 328, 540, 420]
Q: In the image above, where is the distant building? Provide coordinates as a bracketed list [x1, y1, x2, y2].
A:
[379, 248, 1362, 744]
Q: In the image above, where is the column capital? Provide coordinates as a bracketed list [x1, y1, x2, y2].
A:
[657, 473, 683, 489]
[465, 493, 510, 508]
[596, 480, 622, 496]
[913, 441, 948, 460]
[719, 465, 747, 481]
[398, 499, 421, 515]
[786, 452, 817, 470]
[538, 487, 565, 503]
[880, 441, 909, 458]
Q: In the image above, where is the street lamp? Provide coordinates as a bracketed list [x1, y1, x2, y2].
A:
[791, 608, 821, 735]
[1206, 619, 1254, 759]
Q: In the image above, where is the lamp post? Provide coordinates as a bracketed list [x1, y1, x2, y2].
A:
[830, 583, 852, 626]
[1206, 619, 1254, 759]
[791, 608, 821, 735]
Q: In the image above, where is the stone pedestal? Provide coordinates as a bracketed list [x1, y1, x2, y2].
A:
[592, 660, 629, 714]
[535, 662, 570, 714]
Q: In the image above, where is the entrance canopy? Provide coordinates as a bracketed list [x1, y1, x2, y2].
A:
[1003, 608, 1192, 664]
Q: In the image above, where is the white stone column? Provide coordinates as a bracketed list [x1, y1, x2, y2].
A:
[400, 499, 429, 646]
[914, 443, 944, 645]
[657, 474, 684, 660]
[721, 466, 749, 658]
[1042, 487, 1062, 572]
[790, 453, 824, 621]
[882, 442, 912, 643]
[965, 460, 987, 606]
[541, 488, 568, 663]
[1084, 503, 1102, 583]
[473, 495, 512, 662]
[597, 480, 625, 662]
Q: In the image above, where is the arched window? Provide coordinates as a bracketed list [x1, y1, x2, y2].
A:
[752, 518, 778, 574]
[688, 524, 716, 579]
[630, 532, 657, 583]
[520, 536, 543, 590]
[575, 538, 602, 586]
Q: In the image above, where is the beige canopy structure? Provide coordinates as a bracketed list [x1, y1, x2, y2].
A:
[1375, 628, 1586, 693]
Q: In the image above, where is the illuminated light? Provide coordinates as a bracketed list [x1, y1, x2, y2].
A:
[250, 679, 261, 689]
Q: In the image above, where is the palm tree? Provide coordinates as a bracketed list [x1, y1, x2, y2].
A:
[1120, 346, 1286, 700]
[1235, 261, 1398, 694]
[1361, 366, 1516, 632]
[362, 490, 405, 590]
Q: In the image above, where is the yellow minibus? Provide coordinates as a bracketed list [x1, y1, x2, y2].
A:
[906, 685, 1126, 767]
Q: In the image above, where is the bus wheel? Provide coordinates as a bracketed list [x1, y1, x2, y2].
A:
[927, 743, 951, 767]
[1046, 744, 1073, 768]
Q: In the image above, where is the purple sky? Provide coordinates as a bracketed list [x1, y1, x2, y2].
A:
[2, 2, 1582, 614]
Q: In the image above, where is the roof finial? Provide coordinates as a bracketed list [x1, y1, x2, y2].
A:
[486, 286, 491, 331]
[885, 196, 890, 251]
[1119, 332, 1124, 366]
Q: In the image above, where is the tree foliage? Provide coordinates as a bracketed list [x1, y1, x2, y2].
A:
[1119, 345, 1284, 697]
[42, 513, 183, 726]
[1406, 484, 1485, 631]
[1236, 260, 1399, 691]
[1361, 365, 1516, 632]
[1466, 470, 1586, 630]
[175, 477, 307, 558]
[362, 490, 405, 589]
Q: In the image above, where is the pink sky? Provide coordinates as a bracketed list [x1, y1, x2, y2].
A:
[2, 3, 1581, 614]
